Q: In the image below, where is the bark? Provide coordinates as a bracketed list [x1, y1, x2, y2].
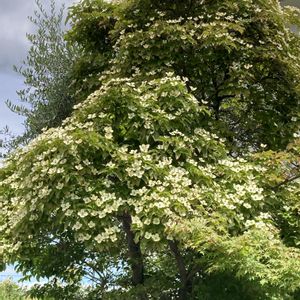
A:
[121, 213, 145, 286]
[169, 240, 192, 300]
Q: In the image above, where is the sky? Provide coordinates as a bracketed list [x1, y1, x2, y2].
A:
[0, 0, 34, 136]
[0, 0, 299, 285]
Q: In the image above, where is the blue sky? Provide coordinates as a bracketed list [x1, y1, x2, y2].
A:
[0, 0, 34, 137]
[0, 72, 25, 135]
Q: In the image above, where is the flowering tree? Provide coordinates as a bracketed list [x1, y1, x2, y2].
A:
[0, 0, 300, 299]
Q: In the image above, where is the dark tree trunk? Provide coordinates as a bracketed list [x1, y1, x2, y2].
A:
[169, 240, 192, 300]
[121, 213, 145, 286]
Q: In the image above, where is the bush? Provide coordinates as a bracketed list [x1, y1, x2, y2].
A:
[0, 279, 30, 300]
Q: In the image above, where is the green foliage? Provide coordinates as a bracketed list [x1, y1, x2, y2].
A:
[65, 0, 115, 106]
[0, 279, 31, 300]
[0, 0, 300, 299]
[173, 218, 300, 299]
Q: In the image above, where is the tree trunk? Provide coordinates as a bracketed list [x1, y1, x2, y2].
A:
[121, 213, 145, 286]
[169, 240, 192, 300]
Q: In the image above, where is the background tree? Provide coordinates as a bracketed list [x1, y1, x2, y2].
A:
[0, 0, 300, 299]
[0, 279, 30, 299]
[2, 0, 80, 153]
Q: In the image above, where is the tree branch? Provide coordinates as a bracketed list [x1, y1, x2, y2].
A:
[273, 173, 300, 190]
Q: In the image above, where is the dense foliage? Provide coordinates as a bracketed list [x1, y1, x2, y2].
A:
[0, 0, 300, 299]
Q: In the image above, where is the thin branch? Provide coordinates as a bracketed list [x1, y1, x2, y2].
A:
[273, 173, 300, 189]
[84, 260, 104, 279]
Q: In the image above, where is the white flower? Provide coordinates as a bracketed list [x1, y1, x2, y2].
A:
[145, 232, 152, 239]
[106, 161, 116, 168]
[104, 126, 113, 140]
[139, 144, 150, 152]
[87, 113, 97, 119]
[152, 234, 161, 242]
[244, 64, 253, 69]
[83, 159, 91, 166]
[65, 209, 73, 216]
[245, 220, 255, 228]
[226, 204, 236, 210]
[95, 234, 103, 244]
[61, 202, 70, 212]
[155, 202, 167, 209]
[75, 164, 83, 171]
[78, 233, 91, 242]
[258, 212, 271, 220]
[39, 187, 51, 198]
[293, 132, 300, 138]
[56, 183, 64, 190]
[73, 221, 82, 230]
[78, 210, 89, 218]
[132, 216, 143, 227]
[153, 218, 160, 225]
[144, 218, 151, 225]
[84, 197, 91, 204]
[254, 221, 267, 230]
[110, 235, 118, 242]
[88, 221, 95, 228]
[252, 194, 263, 201]
[98, 211, 106, 218]
[243, 203, 252, 209]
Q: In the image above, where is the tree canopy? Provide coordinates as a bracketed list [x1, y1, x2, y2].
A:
[0, 0, 300, 299]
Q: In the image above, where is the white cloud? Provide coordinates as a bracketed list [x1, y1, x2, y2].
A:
[0, 0, 76, 72]
[0, 1, 34, 71]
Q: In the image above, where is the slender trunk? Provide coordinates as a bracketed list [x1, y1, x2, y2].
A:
[121, 213, 145, 286]
[169, 240, 192, 300]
